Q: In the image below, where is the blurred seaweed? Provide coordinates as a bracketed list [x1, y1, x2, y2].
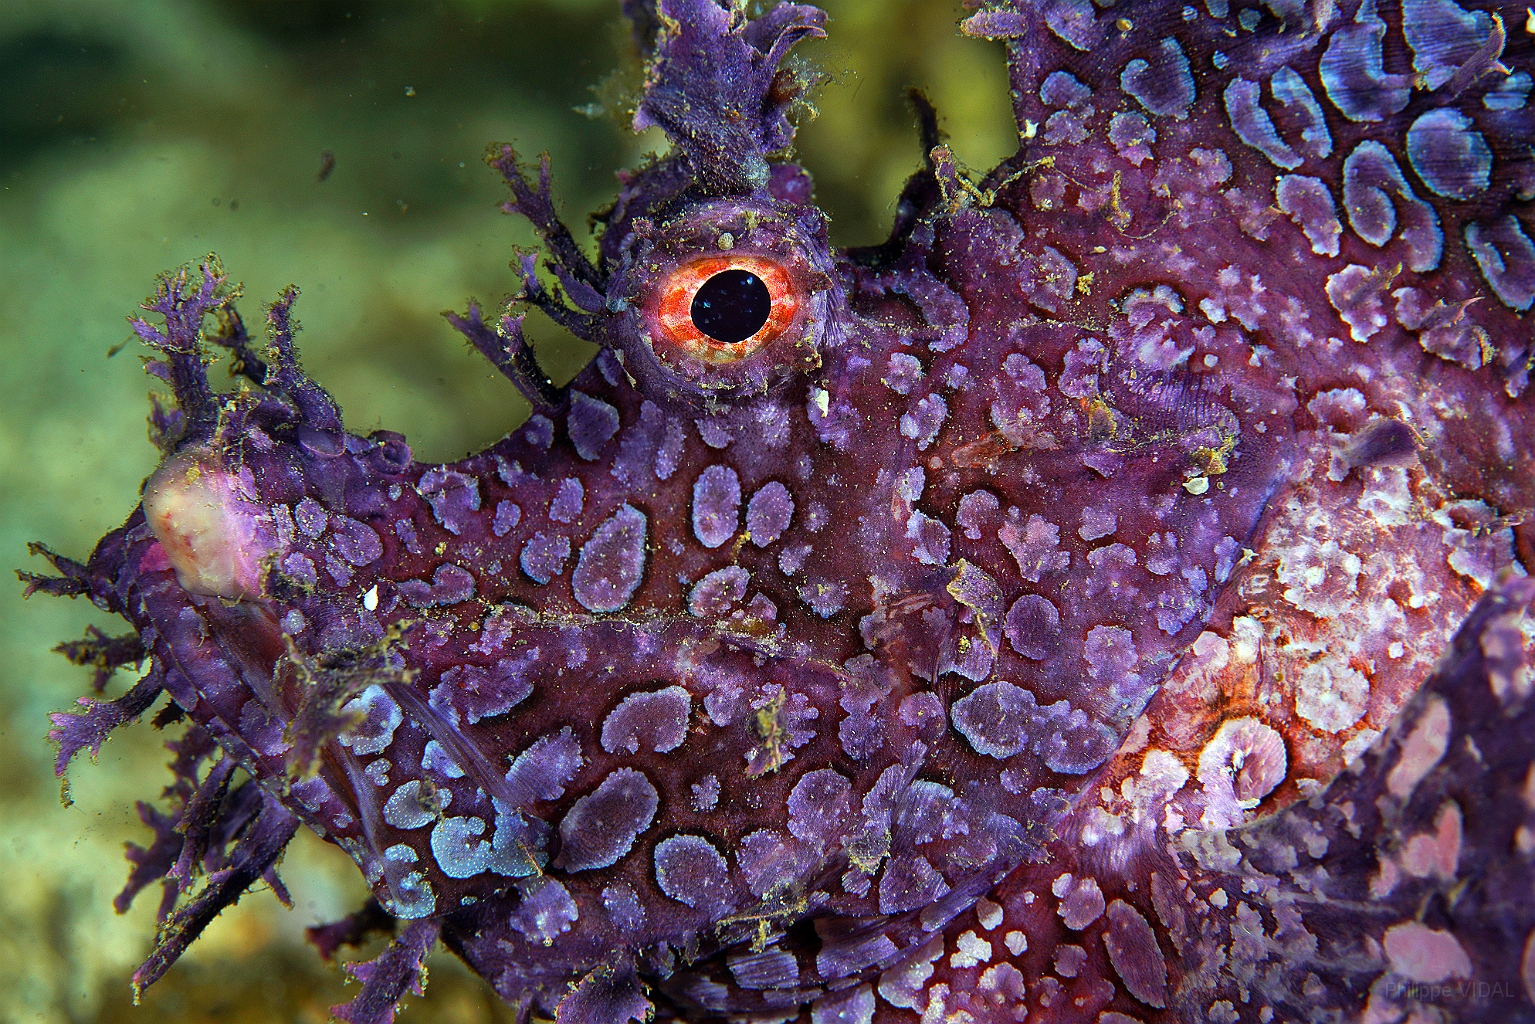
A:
[0, 1, 1010, 1021]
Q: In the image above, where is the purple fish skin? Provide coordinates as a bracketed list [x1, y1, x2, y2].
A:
[29, 1, 1535, 1022]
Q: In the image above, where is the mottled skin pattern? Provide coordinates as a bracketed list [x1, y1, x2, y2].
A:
[28, 1, 1535, 1022]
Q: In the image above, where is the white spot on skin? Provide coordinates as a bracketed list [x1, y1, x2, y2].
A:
[548, 477, 584, 523]
[691, 774, 720, 812]
[976, 898, 1003, 931]
[1135, 748, 1190, 823]
[877, 933, 944, 1010]
[958, 490, 1000, 540]
[508, 875, 579, 944]
[1276, 174, 1342, 256]
[798, 577, 848, 618]
[905, 510, 951, 565]
[1004, 930, 1028, 955]
[492, 500, 521, 537]
[1079, 504, 1118, 541]
[1055, 874, 1106, 930]
[949, 930, 993, 969]
[999, 511, 1069, 582]
[654, 834, 735, 912]
[884, 352, 923, 394]
[688, 566, 750, 617]
[1326, 264, 1391, 343]
[555, 767, 660, 872]
[422, 739, 465, 779]
[746, 481, 794, 547]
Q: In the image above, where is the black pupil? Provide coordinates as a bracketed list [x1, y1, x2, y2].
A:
[690, 269, 772, 344]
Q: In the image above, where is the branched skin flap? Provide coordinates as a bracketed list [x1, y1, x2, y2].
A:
[30, 1, 1535, 1023]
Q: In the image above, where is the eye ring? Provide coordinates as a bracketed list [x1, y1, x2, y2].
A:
[655, 254, 801, 364]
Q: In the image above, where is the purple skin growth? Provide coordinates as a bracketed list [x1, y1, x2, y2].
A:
[26, 1, 1535, 1021]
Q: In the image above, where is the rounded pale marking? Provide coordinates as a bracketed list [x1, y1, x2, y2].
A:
[1055, 873, 1105, 930]
[692, 465, 741, 549]
[1294, 655, 1370, 733]
[508, 875, 578, 944]
[331, 515, 383, 566]
[1386, 696, 1451, 800]
[430, 816, 492, 878]
[1465, 216, 1535, 311]
[1406, 108, 1492, 200]
[601, 685, 692, 754]
[1005, 594, 1062, 660]
[1319, 5, 1411, 122]
[1342, 140, 1443, 272]
[502, 727, 583, 806]
[1270, 66, 1331, 159]
[383, 780, 435, 830]
[1275, 175, 1341, 257]
[1120, 36, 1195, 119]
[519, 532, 571, 585]
[1103, 899, 1169, 1008]
[952, 681, 1036, 758]
[688, 566, 750, 617]
[571, 504, 648, 612]
[417, 467, 480, 535]
[338, 685, 403, 756]
[654, 834, 735, 912]
[548, 477, 585, 523]
[1223, 77, 1301, 169]
[746, 481, 794, 547]
[556, 767, 659, 872]
[434, 657, 535, 725]
[603, 881, 646, 932]
[1382, 921, 1473, 983]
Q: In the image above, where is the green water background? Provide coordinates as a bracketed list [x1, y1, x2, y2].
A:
[0, 2, 1012, 1019]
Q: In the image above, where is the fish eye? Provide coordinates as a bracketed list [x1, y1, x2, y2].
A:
[691, 269, 770, 343]
[654, 254, 801, 364]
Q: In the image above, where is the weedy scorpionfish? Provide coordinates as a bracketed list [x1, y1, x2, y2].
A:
[26, 0, 1535, 1021]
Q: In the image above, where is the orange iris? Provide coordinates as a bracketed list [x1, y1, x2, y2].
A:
[654, 254, 801, 364]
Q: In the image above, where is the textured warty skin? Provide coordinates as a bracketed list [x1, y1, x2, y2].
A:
[28, 1, 1535, 1022]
